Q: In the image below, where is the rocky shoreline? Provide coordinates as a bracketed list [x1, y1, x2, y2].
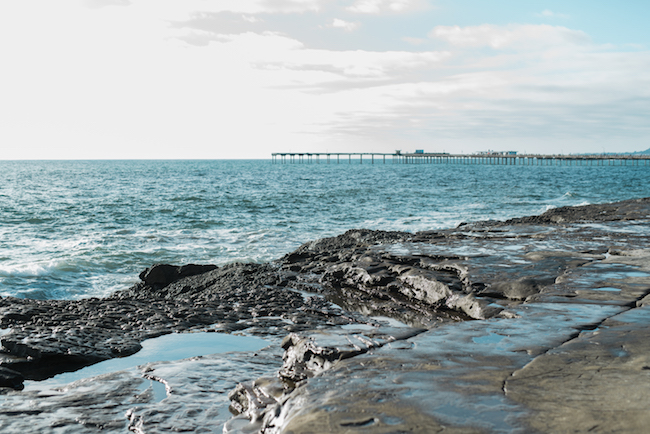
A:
[2, 197, 650, 433]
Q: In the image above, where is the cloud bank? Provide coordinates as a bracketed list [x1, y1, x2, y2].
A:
[0, 1, 648, 158]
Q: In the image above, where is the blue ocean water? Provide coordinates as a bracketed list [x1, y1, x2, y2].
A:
[1, 159, 649, 300]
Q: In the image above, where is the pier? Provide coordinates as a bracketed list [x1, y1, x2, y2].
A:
[271, 152, 650, 165]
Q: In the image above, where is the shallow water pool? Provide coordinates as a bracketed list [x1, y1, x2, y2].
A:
[25, 332, 268, 390]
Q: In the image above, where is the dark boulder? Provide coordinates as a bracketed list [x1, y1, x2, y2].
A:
[0, 366, 25, 390]
[138, 264, 217, 289]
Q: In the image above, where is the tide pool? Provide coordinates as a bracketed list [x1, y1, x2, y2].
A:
[24, 332, 268, 390]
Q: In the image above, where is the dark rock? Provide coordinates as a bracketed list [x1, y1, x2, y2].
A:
[278, 327, 426, 383]
[138, 263, 217, 288]
[0, 195, 649, 431]
[0, 198, 649, 433]
[503, 197, 650, 226]
[0, 366, 24, 390]
[222, 198, 650, 433]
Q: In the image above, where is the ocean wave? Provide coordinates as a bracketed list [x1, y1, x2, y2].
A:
[0, 262, 59, 277]
[0, 255, 101, 278]
[12, 287, 53, 300]
[26, 217, 56, 224]
[2, 160, 650, 300]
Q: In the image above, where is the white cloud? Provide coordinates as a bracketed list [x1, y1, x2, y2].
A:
[83, 0, 132, 8]
[115, 0, 279, 19]
[0, 2, 648, 158]
[382, 35, 650, 151]
[429, 24, 590, 49]
[249, 43, 450, 86]
[402, 36, 426, 45]
[347, 0, 427, 14]
[258, 0, 325, 13]
[291, 23, 650, 153]
[329, 18, 360, 31]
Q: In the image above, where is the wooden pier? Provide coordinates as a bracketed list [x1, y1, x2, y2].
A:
[272, 152, 650, 166]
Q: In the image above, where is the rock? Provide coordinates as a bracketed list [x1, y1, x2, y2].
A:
[1, 197, 650, 433]
[228, 377, 284, 423]
[482, 277, 548, 300]
[505, 306, 650, 433]
[0, 366, 24, 390]
[225, 197, 650, 433]
[503, 197, 650, 225]
[138, 263, 218, 288]
[278, 327, 426, 384]
[0, 262, 357, 380]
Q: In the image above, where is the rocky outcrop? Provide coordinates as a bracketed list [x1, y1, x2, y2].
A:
[1, 197, 650, 433]
[223, 198, 650, 434]
[278, 228, 509, 323]
[0, 262, 351, 383]
[0, 231, 514, 384]
[0, 366, 24, 390]
[502, 196, 650, 225]
[138, 263, 218, 289]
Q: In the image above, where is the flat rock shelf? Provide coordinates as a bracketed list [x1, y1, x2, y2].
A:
[2, 197, 650, 433]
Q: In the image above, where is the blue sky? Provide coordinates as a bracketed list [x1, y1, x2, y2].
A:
[0, 0, 648, 159]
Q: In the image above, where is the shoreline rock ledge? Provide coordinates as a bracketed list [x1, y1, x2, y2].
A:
[1, 197, 650, 433]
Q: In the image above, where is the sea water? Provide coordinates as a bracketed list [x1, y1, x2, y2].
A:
[23, 332, 269, 390]
[1, 159, 649, 300]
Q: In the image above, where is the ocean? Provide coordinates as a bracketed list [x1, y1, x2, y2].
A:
[1, 159, 648, 301]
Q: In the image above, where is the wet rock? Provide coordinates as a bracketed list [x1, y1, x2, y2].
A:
[223, 197, 650, 433]
[1, 197, 650, 433]
[0, 371, 144, 432]
[228, 377, 285, 424]
[502, 196, 650, 226]
[118, 262, 283, 301]
[0, 260, 360, 379]
[0, 366, 24, 390]
[126, 346, 284, 434]
[0, 345, 284, 434]
[138, 263, 218, 289]
[287, 238, 502, 322]
[482, 277, 549, 300]
[242, 302, 636, 433]
[505, 306, 650, 433]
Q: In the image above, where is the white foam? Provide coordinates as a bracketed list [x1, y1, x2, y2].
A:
[0, 261, 58, 277]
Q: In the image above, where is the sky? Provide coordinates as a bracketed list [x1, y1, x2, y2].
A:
[1, 0, 649, 159]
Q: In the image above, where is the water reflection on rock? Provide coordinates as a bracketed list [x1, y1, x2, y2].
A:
[1, 198, 650, 433]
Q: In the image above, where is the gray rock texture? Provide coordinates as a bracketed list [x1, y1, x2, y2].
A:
[1, 197, 650, 433]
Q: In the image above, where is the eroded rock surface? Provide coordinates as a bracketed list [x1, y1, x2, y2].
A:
[0, 197, 649, 433]
[0, 262, 351, 382]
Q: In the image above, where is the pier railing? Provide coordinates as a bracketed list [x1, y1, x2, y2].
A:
[271, 152, 650, 166]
